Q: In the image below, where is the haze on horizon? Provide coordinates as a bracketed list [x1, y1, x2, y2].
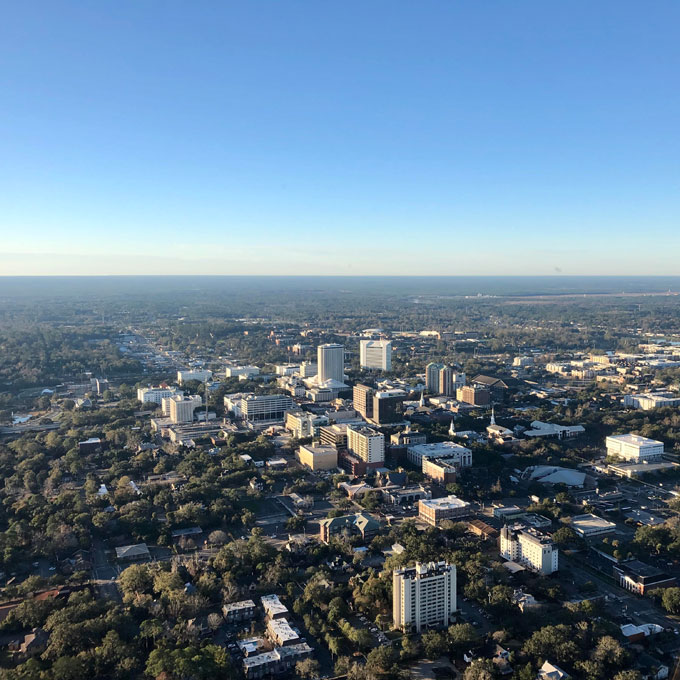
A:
[2, 2, 679, 277]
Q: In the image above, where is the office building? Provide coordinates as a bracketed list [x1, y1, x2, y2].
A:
[298, 361, 318, 378]
[168, 395, 202, 424]
[227, 393, 295, 423]
[137, 386, 183, 405]
[296, 444, 338, 471]
[392, 561, 457, 633]
[623, 392, 680, 411]
[457, 385, 490, 406]
[177, 369, 212, 385]
[606, 434, 664, 462]
[360, 339, 392, 371]
[284, 411, 328, 439]
[319, 423, 350, 449]
[500, 525, 558, 575]
[353, 383, 375, 420]
[570, 513, 617, 538]
[613, 560, 676, 596]
[317, 344, 344, 383]
[426, 362, 446, 393]
[438, 367, 465, 397]
[226, 365, 260, 378]
[418, 496, 470, 525]
[422, 458, 458, 486]
[372, 389, 406, 425]
[347, 425, 385, 466]
[406, 441, 472, 468]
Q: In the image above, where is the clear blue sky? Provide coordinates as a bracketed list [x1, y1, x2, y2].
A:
[2, 2, 679, 275]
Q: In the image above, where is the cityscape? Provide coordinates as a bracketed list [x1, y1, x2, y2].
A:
[3, 1, 680, 679]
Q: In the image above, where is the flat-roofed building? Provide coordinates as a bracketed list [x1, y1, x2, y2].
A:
[242, 643, 313, 679]
[613, 560, 676, 596]
[226, 365, 260, 378]
[372, 389, 406, 425]
[426, 363, 445, 393]
[623, 392, 680, 411]
[222, 599, 256, 623]
[606, 434, 664, 462]
[229, 393, 295, 423]
[285, 411, 328, 439]
[317, 343, 344, 384]
[347, 425, 385, 467]
[457, 385, 490, 406]
[571, 513, 617, 538]
[296, 444, 338, 471]
[353, 383, 374, 420]
[177, 369, 212, 385]
[393, 561, 456, 633]
[500, 524, 558, 575]
[168, 395, 202, 424]
[266, 618, 299, 646]
[360, 339, 392, 371]
[418, 496, 470, 526]
[422, 458, 458, 486]
[407, 441, 472, 468]
[319, 423, 349, 448]
[261, 594, 288, 620]
[137, 386, 183, 405]
[524, 421, 585, 440]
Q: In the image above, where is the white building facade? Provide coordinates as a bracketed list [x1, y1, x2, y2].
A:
[500, 525, 558, 575]
[360, 340, 392, 371]
[347, 425, 385, 465]
[606, 434, 664, 462]
[317, 344, 345, 383]
[393, 561, 457, 633]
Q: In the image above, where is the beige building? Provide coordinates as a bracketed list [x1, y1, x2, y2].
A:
[347, 425, 384, 466]
[168, 394, 202, 424]
[296, 444, 338, 471]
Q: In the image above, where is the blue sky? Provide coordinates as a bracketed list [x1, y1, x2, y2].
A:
[1, 2, 679, 275]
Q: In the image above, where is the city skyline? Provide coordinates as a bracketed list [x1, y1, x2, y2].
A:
[3, 1, 680, 275]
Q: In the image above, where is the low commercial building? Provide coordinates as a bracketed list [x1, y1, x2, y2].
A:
[418, 496, 471, 526]
[613, 560, 676, 596]
[623, 392, 680, 411]
[606, 434, 664, 463]
[407, 441, 472, 468]
[523, 421, 585, 439]
[607, 461, 678, 478]
[422, 458, 458, 486]
[222, 599, 256, 623]
[500, 525, 558, 575]
[296, 444, 338, 471]
[319, 423, 349, 448]
[570, 513, 617, 538]
[115, 543, 150, 562]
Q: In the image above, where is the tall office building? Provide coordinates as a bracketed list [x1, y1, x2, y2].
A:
[353, 384, 375, 420]
[168, 395, 203, 424]
[347, 425, 385, 466]
[372, 389, 406, 425]
[360, 340, 392, 371]
[317, 344, 345, 383]
[393, 562, 457, 633]
[438, 367, 465, 397]
[426, 362, 445, 393]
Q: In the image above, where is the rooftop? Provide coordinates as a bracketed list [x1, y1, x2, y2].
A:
[420, 495, 469, 511]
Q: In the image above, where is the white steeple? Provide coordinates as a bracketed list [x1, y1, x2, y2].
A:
[448, 419, 455, 436]
[419, 391, 425, 408]
[490, 406, 496, 426]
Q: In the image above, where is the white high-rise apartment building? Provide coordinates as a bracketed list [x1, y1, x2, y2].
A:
[317, 344, 344, 383]
[347, 425, 385, 465]
[500, 525, 558, 575]
[137, 386, 182, 405]
[360, 340, 392, 371]
[393, 562, 457, 633]
[605, 434, 664, 462]
[168, 395, 203, 424]
[177, 369, 213, 385]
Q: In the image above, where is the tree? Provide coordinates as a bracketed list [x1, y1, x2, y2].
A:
[662, 587, 680, 614]
[613, 672, 642, 680]
[119, 564, 152, 597]
[592, 635, 626, 668]
[208, 530, 228, 546]
[366, 646, 395, 674]
[448, 623, 479, 653]
[422, 630, 447, 659]
[295, 658, 321, 679]
[463, 659, 495, 680]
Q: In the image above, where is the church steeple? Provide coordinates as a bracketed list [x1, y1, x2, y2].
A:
[449, 419, 456, 436]
[490, 406, 496, 426]
[419, 391, 425, 408]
